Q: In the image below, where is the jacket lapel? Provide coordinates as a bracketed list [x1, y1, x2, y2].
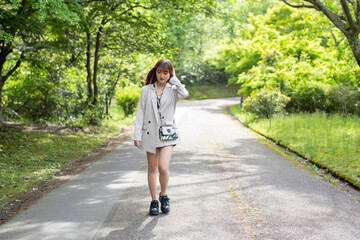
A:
[150, 83, 159, 124]
[160, 82, 172, 106]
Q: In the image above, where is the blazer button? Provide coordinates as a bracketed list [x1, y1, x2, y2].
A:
[148, 121, 151, 123]
[147, 132, 149, 135]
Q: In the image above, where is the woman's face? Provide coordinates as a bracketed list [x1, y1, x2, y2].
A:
[156, 66, 170, 85]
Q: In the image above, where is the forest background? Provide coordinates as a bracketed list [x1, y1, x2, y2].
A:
[2, 0, 360, 125]
[1, 0, 360, 212]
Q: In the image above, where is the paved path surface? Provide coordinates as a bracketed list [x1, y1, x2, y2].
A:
[1, 98, 360, 240]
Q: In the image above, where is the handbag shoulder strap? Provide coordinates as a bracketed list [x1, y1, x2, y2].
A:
[153, 83, 162, 119]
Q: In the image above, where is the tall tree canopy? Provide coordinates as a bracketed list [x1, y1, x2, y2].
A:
[0, 0, 218, 125]
[0, 0, 81, 124]
[281, 0, 360, 67]
[207, 1, 360, 115]
[2, 0, 359, 124]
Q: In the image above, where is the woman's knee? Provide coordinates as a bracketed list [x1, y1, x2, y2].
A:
[147, 150, 159, 174]
[148, 164, 158, 174]
[158, 166, 169, 176]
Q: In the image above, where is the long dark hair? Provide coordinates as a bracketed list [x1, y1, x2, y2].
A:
[145, 59, 174, 85]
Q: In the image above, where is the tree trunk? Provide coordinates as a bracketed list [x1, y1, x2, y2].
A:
[0, 46, 23, 126]
[86, 32, 93, 102]
[0, 81, 4, 126]
[344, 31, 360, 67]
[0, 52, 6, 126]
[92, 26, 103, 106]
[105, 94, 109, 116]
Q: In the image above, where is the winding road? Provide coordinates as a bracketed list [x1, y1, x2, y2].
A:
[1, 97, 360, 240]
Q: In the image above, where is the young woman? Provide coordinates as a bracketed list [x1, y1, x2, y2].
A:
[133, 59, 189, 215]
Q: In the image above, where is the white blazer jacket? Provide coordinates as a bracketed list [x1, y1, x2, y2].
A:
[133, 76, 189, 154]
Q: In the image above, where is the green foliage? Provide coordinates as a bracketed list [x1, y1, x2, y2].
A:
[327, 84, 360, 115]
[231, 0, 276, 24]
[220, 0, 276, 37]
[211, 38, 263, 85]
[4, 61, 58, 122]
[3, 52, 89, 124]
[163, 9, 230, 86]
[286, 82, 327, 113]
[176, 61, 230, 86]
[115, 85, 141, 116]
[4, 0, 360, 124]
[242, 88, 290, 118]
[208, 2, 360, 115]
[1, 0, 220, 125]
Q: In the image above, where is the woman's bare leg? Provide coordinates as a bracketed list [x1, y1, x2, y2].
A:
[147, 149, 159, 200]
[158, 146, 173, 196]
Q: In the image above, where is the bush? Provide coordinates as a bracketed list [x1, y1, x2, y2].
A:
[115, 85, 141, 116]
[243, 88, 290, 118]
[286, 83, 327, 113]
[326, 84, 360, 115]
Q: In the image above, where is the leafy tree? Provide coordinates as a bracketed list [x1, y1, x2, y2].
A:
[61, 1, 167, 124]
[281, 0, 360, 67]
[215, 0, 276, 39]
[159, 5, 228, 86]
[98, 54, 158, 118]
[4, 51, 67, 122]
[0, 0, 80, 125]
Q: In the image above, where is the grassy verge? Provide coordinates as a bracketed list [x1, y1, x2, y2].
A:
[230, 104, 360, 189]
[0, 104, 135, 206]
[186, 84, 240, 100]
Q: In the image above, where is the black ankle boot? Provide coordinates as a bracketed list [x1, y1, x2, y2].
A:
[159, 193, 170, 214]
[149, 200, 159, 215]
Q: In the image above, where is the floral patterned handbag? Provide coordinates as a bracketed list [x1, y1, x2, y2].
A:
[159, 126, 178, 141]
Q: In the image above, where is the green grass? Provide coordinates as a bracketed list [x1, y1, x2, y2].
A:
[230, 104, 360, 188]
[0, 104, 134, 206]
[186, 84, 240, 100]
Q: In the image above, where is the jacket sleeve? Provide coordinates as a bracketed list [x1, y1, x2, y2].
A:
[133, 87, 146, 141]
[169, 76, 189, 101]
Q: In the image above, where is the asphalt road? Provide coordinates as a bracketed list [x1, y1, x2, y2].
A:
[1, 98, 360, 240]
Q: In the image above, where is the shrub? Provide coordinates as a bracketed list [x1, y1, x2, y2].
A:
[286, 83, 327, 113]
[243, 88, 290, 118]
[326, 84, 360, 115]
[115, 85, 141, 116]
